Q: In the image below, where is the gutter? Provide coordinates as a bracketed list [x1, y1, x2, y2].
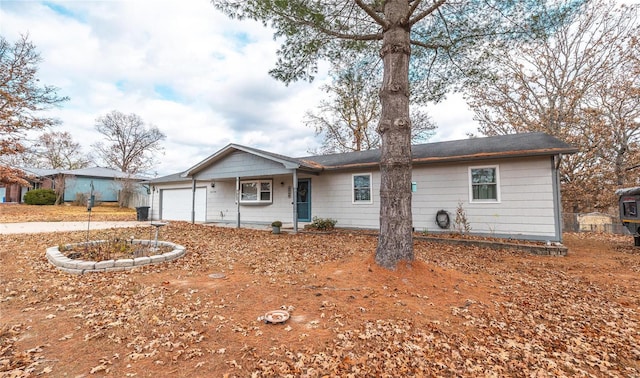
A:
[317, 148, 578, 171]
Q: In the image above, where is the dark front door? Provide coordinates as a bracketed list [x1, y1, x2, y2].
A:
[297, 179, 311, 222]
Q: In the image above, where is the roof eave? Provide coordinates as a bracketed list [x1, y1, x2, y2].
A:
[319, 147, 577, 171]
[412, 147, 579, 165]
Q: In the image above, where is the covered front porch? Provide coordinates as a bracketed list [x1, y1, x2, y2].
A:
[179, 144, 321, 232]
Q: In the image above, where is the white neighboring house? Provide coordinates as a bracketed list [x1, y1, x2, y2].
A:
[147, 132, 577, 242]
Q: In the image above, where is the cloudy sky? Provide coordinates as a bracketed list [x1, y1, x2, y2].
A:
[2, 1, 502, 176]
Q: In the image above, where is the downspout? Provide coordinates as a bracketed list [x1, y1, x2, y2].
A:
[150, 185, 155, 221]
[236, 176, 241, 228]
[293, 170, 298, 233]
[552, 154, 564, 243]
[191, 179, 196, 224]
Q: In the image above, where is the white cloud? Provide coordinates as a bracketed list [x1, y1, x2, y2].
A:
[429, 93, 478, 141]
[2, 0, 479, 176]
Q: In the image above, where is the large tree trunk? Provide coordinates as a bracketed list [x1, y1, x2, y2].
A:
[375, 0, 414, 269]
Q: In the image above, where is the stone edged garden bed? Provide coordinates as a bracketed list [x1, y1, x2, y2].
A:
[45, 240, 186, 274]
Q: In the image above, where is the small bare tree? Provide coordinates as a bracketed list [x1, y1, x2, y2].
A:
[116, 177, 137, 208]
[453, 201, 471, 234]
[92, 110, 166, 175]
[53, 173, 67, 205]
[35, 131, 91, 169]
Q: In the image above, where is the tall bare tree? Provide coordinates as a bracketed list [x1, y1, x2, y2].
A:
[586, 34, 640, 185]
[92, 110, 166, 175]
[0, 34, 68, 185]
[32, 131, 91, 169]
[465, 0, 639, 212]
[212, 0, 582, 268]
[305, 58, 436, 154]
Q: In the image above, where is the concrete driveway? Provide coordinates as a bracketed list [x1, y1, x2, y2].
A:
[0, 221, 149, 234]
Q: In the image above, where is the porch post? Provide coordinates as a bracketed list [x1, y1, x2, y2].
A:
[191, 179, 196, 224]
[236, 176, 241, 228]
[293, 170, 298, 233]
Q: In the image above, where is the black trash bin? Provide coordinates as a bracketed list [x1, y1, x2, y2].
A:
[135, 206, 150, 221]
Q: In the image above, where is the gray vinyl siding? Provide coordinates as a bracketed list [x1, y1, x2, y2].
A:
[307, 157, 557, 239]
[205, 180, 236, 222]
[194, 151, 292, 180]
[205, 176, 296, 225]
[150, 154, 560, 241]
[412, 157, 557, 239]
[193, 150, 301, 224]
[309, 171, 380, 229]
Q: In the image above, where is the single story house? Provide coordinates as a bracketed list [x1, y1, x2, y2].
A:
[0, 166, 148, 206]
[147, 132, 577, 242]
[57, 166, 147, 204]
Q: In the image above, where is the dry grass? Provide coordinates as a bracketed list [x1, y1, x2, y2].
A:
[0, 203, 136, 223]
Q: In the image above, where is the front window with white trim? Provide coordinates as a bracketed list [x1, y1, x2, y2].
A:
[240, 180, 272, 203]
[352, 173, 372, 204]
[469, 166, 500, 202]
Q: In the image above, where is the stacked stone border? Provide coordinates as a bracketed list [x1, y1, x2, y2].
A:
[309, 229, 568, 256]
[414, 236, 568, 256]
[46, 240, 186, 275]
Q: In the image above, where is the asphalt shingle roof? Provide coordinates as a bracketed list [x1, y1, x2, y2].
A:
[20, 167, 60, 177]
[59, 167, 147, 180]
[145, 171, 189, 184]
[16, 166, 147, 180]
[151, 132, 577, 182]
[301, 132, 577, 169]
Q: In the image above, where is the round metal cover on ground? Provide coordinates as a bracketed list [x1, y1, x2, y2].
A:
[264, 310, 290, 324]
[208, 273, 226, 279]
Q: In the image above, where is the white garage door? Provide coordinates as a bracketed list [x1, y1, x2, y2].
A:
[161, 188, 206, 222]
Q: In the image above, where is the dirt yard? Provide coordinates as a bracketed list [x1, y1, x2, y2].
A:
[1, 205, 639, 377]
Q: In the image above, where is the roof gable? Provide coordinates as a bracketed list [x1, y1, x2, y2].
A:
[183, 144, 321, 177]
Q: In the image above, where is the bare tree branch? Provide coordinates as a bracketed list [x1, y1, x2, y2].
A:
[409, 0, 446, 27]
[355, 0, 389, 29]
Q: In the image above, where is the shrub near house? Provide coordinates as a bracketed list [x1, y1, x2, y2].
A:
[24, 189, 57, 205]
